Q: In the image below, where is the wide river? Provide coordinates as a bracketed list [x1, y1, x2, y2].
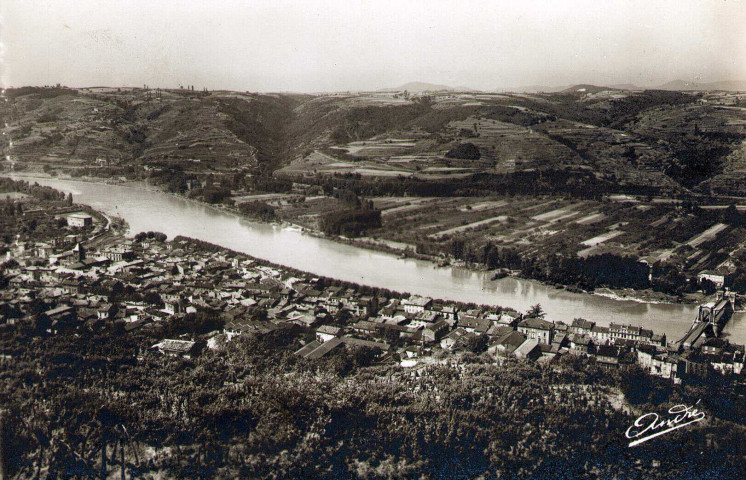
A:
[14, 176, 745, 344]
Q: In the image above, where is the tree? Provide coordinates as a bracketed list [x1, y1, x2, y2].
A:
[722, 204, 742, 227]
[451, 239, 465, 260]
[526, 304, 544, 318]
[66, 193, 73, 206]
[700, 278, 717, 295]
[445, 143, 481, 160]
[465, 334, 488, 353]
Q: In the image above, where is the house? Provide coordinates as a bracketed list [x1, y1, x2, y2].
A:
[489, 330, 527, 358]
[636, 344, 658, 371]
[402, 295, 432, 314]
[681, 352, 709, 379]
[102, 246, 136, 262]
[697, 269, 730, 288]
[486, 324, 514, 338]
[518, 317, 554, 344]
[440, 328, 474, 351]
[650, 354, 685, 381]
[352, 320, 381, 336]
[552, 332, 569, 350]
[705, 348, 745, 376]
[295, 336, 389, 360]
[589, 325, 610, 344]
[651, 333, 666, 347]
[124, 317, 149, 332]
[539, 343, 560, 361]
[96, 302, 116, 319]
[68, 214, 93, 228]
[224, 319, 277, 338]
[459, 315, 491, 335]
[701, 337, 728, 355]
[285, 310, 317, 327]
[570, 318, 595, 335]
[410, 310, 440, 328]
[595, 345, 622, 369]
[513, 339, 543, 361]
[569, 334, 594, 355]
[422, 319, 449, 343]
[403, 346, 422, 358]
[494, 312, 519, 328]
[440, 304, 459, 325]
[316, 325, 342, 343]
[43, 305, 77, 324]
[60, 279, 82, 295]
[609, 323, 642, 342]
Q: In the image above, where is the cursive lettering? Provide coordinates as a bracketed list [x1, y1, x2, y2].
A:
[625, 401, 706, 447]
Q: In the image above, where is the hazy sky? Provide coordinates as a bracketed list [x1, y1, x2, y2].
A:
[2, 0, 745, 92]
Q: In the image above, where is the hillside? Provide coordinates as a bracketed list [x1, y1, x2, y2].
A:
[0, 87, 300, 178]
[2, 85, 745, 197]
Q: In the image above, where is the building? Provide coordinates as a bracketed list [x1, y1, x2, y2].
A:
[513, 339, 543, 361]
[102, 245, 136, 262]
[300, 337, 344, 359]
[701, 337, 728, 356]
[590, 325, 610, 344]
[607, 323, 656, 345]
[595, 345, 622, 369]
[489, 330, 527, 358]
[68, 214, 93, 228]
[440, 328, 474, 351]
[459, 315, 491, 335]
[402, 295, 432, 314]
[316, 325, 342, 343]
[649, 354, 685, 381]
[635, 344, 657, 371]
[569, 334, 593, 355]
[697, 269, 731, 288]
[422, 319, 449, 343]
[518, 317, 554, 344]
[570, 318, 595, 335]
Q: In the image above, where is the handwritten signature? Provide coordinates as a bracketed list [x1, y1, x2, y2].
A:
[625, 400, 706, 447]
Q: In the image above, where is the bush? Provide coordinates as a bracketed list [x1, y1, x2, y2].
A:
[239, 201, 276, 221]
[320, 208, 382, 237]
[445, 142, 481, 160]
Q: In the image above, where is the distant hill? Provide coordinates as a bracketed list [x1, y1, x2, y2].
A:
[559, 84, 622, 94]
[609, 83, 641, 91]
[504, 81, 746, 94]
[656, 80, 746, 91]
[501, 84, 639, 94]
[377, 82, 474, 93]
[499, 85, 566, 93]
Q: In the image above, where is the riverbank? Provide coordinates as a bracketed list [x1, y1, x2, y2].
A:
[5, 171, 706, 308]
[592, 287, 707, 306]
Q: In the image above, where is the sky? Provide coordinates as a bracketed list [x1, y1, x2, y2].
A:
[1, 0, 745, 92]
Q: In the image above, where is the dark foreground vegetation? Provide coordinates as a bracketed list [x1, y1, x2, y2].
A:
[1, 321, 744, 479]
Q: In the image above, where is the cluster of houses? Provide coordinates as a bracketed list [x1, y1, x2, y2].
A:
[1, 232, 744, 384]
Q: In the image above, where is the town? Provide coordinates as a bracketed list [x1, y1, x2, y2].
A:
[2, 180, 743, 386]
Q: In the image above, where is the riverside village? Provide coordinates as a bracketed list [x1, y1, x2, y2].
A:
[2, 180, 743, 385]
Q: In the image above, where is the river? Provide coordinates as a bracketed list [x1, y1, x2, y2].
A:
[12, 175, 745, 344]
